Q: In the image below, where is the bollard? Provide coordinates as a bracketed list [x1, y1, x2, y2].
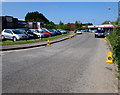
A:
[69, 36, 72, 39]
[47, 40, 50, 45]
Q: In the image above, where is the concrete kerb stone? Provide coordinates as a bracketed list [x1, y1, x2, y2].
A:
[1, 33, 77, 51]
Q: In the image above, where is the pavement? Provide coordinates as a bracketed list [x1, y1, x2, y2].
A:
[1, 33, 76, 51]
[2, 32, 118, 93]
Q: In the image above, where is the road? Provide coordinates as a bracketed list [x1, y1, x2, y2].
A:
[2, 33, 117, 93]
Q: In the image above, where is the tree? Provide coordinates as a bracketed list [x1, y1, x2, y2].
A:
[102, 20, 111, 25]
[25, 11, 49, 24]
[59, 21, 64, 26]
[115, 17, 120, 25]
[75, 21, 80, 29]
[44, 21, 56, 29]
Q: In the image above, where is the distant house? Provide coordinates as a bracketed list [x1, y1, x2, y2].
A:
[70, 23, 75, 31]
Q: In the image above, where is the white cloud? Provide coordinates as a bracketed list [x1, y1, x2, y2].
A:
[0, 0, 5, 2]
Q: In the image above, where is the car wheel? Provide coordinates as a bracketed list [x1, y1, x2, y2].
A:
[13, 37, 17, 42]
[1, 35, 5, 40]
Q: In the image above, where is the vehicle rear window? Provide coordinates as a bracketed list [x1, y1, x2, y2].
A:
[96, 30, 105, 33]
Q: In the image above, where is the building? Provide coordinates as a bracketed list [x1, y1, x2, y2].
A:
[1, 16, 42, 30]
[88, 24, 114, 31]
[70, 23, 75, 31]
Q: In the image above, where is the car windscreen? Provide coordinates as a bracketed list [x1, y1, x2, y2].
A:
[29, 30, 39, 33]
[43, 29, 49, 32]
[48, 29, 53, 32]
[96, 30, 105, 33]
[37, 30, 43, 33]
[12, 30, 25, 34]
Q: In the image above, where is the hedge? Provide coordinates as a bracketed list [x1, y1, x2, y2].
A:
[107, 27, 120, 70]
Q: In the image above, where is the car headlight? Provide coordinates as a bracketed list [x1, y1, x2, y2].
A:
[95, 33, 98, 34]
[18, 35, 22, 37]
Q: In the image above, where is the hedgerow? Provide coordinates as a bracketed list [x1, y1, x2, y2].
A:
[107, 27, 120, 70]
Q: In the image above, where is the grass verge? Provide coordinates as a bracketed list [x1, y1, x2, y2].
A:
[1, 32, 72, 46]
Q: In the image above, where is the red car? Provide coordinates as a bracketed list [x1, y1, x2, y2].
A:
[41, 28, 51, 37]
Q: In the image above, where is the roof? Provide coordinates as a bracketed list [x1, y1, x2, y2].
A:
[88, 24, 114, 28]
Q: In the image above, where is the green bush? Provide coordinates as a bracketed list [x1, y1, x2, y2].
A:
[107, 27, 120, 70]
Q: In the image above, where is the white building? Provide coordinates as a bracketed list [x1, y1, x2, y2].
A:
[88, 24, 114, 31]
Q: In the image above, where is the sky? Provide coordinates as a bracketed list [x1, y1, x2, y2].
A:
[1, 2, 119, 25]
[1, 0, 120, 2]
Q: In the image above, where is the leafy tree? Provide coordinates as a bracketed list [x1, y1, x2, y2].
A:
[44, 21, 56, 29]
[115, 17, 120, 25]
[75, 21, 80, 29]
[102, 20, 112, 25]
[25, 11, 49, 24]
[59, 21, 64, 26]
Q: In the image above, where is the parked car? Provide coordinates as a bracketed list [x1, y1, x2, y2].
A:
[1, 29, 28, 41]
[27, 29, 41, 38]
[37, 29, 48, 38]
[25, 30, 39, 39]
[52, 29, 62, 35]
[91, 30, 97, 33]
[95, 30, 106, 38]
[80, 29, 88, 32]
[41, 28, 52, 37]
[48, 29, 57, 36]
[74, 30, 77, 33]
[76, 30, 82, 34]
[57, 29, 68, 34]
[105, 31, 112, 35]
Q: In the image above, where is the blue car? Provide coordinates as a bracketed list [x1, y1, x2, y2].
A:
[47, 29, 57, 36]
[57, 29, 68, 34]
[106, 31, 112, 35]
[52, 29, 62, 35]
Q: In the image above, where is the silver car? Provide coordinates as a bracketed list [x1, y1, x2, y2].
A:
[1, 29, 29, 41]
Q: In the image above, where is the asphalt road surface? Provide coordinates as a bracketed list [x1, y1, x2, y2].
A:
[2, 33, 117, 93]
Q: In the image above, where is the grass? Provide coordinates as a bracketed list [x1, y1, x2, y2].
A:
[1, 32, 72, 46]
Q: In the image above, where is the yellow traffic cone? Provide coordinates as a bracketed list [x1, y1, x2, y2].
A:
[104, 37, 107, 41]
[106, 52, 113, 64]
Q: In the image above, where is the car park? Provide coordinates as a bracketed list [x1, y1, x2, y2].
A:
[1, 29, 28, 41]
[95, 30, 106, 38]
